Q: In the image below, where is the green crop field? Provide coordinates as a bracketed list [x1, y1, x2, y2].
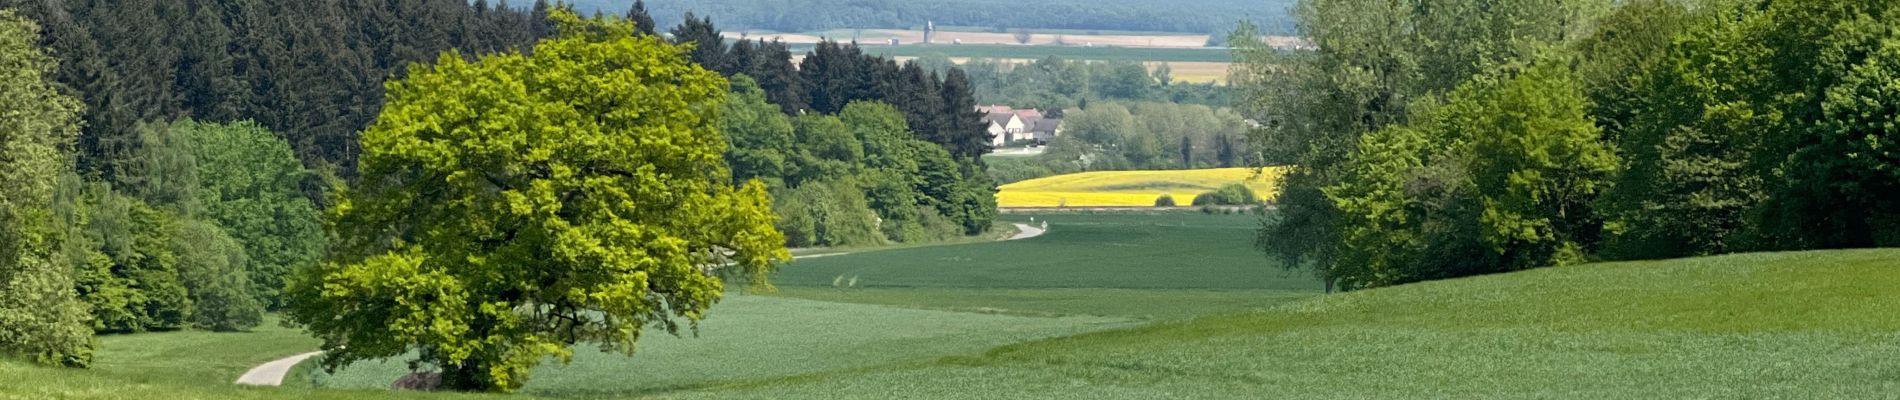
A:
[858, 44, 1233, 63]
[6, 214, 1898, 399]
[675, 249, 1900, 399]
[304, 296, 1127, 396]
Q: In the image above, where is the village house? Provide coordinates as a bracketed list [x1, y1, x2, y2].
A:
[979, 105, 1062, 147]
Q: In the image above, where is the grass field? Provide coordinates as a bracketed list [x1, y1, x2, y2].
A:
[306, 296, 1128, 396]
[8, 213, 1899, 399]
[997, 167, 1287, 207]
[768, 212, 1318, 318]
[674, 249, 1900, 399]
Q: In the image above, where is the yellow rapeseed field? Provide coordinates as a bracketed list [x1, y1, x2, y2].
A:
[997, 167, 1288, 207]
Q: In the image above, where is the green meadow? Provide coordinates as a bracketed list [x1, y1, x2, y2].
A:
[4, 213, 1897, 399]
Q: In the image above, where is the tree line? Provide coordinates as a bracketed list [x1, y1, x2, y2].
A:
[930, 56, 1234, 110]
[990, 101, 1258, 184]
[0, 0, 559, 179]
[1, 11, 322, 368]
[1245, 0, 1900, 291]
[654, 5, 1000, 246]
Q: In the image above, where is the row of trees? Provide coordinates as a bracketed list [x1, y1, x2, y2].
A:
[659, 9, 1001, 244]
[1246, 0, 1900, 290]
[725, 78, 996, 246]
[1, 10, 322, 367]
[950, 57, 1235, 109]
[991, 101, 1257, 184]
[663, 13, 994, 161]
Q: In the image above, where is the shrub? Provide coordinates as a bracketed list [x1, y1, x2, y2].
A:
[1191, 183, 1260, 206]
[170, 220, 262, 332]
[1155, 194, 1177, 207]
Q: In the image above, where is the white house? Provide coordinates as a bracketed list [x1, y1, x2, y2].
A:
[979, 105, 1061, 147]
[984, 111, 1026, 147]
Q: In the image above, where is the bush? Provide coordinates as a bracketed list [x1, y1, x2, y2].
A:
[774, 178, 885, 248]
[1191, 183, 1260, 206]
[1155, 194, 1177, 207]
[170, 220, 262, 332]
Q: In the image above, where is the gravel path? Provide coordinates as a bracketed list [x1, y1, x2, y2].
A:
[1010, 223, 1047, 240]
[235, 222, 1051, 387]
[235, 351, 321, 386]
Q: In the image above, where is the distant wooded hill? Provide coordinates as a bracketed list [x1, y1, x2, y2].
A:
[564, 0, 1297, 35]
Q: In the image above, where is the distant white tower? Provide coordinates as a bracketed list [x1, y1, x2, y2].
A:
[924, 20, 935, 44]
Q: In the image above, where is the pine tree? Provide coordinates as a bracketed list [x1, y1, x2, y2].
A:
[937, 68, 991, 160]
[628, 0, 657, 35]
[672, 13, 727, 73]
[753, 40, 808, 114]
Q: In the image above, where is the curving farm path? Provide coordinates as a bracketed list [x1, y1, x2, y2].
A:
[235, 221, 1051, 387]
[235, 351, 322, 386]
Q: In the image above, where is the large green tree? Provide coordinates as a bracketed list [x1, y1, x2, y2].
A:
[285, 12, 787, 392]
[0, 10, 94, 367]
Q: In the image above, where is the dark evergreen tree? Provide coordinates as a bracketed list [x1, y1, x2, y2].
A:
[937, 68, 991, 160]
[671, 13, 727, 74]
[751, 40, 807, 114]
[628, 0, 657, 35]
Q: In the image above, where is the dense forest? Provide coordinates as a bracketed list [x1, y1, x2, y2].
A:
[1245, 0, 1900, 291]
[571, 0, 1298, 35]
[0, 0, 554, 365]
[0, 1, 997, 373]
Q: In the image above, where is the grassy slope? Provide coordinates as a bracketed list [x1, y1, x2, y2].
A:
[7, 249, 1898, 398]
[770, 213, 1308, 290]
[309, 296, 1128, 396]
[671, 249, 1900, 399]
[767, 212, 1321, 319]
[996, 168, 1286, 208]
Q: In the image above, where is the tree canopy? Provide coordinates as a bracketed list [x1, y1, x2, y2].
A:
[284, 12, 787, 392]
[0, 9, 94, 368]
[1246, 0, 1900, 290]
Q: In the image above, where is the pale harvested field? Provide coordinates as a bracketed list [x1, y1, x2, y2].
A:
[872, 29, 1210, 48]
[727, 30, 1309, 50]
[723, 31, 828, 44]
[884, 57, 1229, 84]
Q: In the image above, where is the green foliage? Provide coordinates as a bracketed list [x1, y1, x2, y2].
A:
[1190, 183, 1260, 206]
[72, 184, 191, 332]
[1042, 101, 1253, 175]
[1154, 194, 1177, 207]
[774, 178, 885, 248]
[1244, 0, 1612, 288]
[173, 120, 323, 309]
[721, 75, 796, 186]
[0, 10, 94, 368]
[955, 56, 1233, 110]
[285, 12, 788, 392]
[1600, 0, 1900, 255]
[8, 0, 552, 178]
[168, 220, 260, 332]
[1318, 55, 1617, 289]
[64, 181, 193, 333]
